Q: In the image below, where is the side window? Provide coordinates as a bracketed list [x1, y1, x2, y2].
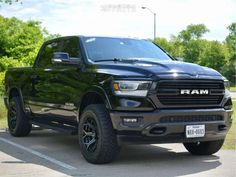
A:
[61, 37, 81, 60]
[37, 41, 61, 67]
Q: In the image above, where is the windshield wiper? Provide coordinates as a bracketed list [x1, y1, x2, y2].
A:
[94, 58, 139, 63]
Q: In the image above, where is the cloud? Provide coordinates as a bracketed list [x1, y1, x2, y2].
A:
[0, 0, 235, 41]
[17, 7, 40, 15]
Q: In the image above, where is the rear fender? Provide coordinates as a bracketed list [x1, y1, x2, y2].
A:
[8, 87, 26, 112]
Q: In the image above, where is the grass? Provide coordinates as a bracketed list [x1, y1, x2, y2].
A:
[0, 97, 7, 129]
[223, 101, 236, 149]
[230, 86, 236, 92]
[0, 97, 235, 149]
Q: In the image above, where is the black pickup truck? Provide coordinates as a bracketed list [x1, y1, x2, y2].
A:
[4, 36, 233, 164]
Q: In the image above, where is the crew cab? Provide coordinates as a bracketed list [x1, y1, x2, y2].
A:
[4, 36, 233, 164]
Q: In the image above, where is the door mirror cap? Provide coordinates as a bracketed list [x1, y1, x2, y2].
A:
[52, 52, 70, 64]
[52, 52, 81, 66]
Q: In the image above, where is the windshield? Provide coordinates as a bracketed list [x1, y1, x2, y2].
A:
[82, 37, 172, 62]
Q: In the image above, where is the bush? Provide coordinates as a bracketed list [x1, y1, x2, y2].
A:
[0, 71, 5, 95]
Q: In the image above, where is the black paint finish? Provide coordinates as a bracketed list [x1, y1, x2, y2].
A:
[4, 36, 233, 144]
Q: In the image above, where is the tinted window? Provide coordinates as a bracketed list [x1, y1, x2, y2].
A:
[61, 37, 81, 60]
[82, 37, 171, 62]
[38, 41, 61, 67]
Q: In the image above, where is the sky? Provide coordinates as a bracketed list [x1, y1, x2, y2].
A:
[0, 0, 235, 41]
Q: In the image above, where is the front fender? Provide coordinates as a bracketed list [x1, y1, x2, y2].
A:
[79, 85, 112, 110]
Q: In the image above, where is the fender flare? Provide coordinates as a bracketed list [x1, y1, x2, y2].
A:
[78, 85, 112, 117]
[8, 87, 26, 112]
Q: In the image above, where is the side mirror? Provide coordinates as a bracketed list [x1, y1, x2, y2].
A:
[52, 52, 81, 66]
[52, 52, 70, 64]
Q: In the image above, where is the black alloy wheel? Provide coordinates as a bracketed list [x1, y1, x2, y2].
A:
[82, 117, 98, 152]
[8, 99, 17, 131]
[79, 104, 120, 164]
[7, 97, 32, 137]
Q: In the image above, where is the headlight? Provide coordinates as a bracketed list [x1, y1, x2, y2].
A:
[113, 80, 152, 97]
[224, 79, 230, 90]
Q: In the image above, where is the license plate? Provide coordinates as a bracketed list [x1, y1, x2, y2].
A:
[186, 125, 205, 138]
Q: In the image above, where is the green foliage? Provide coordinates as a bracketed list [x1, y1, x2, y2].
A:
[43, 29, 61, 41]
[0, 0, 20, 6]
[154, 38, 173, 53]
[169, 35, 185, 57]
[182, 39, 206, 63]
[155, 23, 236, 85]
[0, 56, 24, 94]
[223, 101, 236, 149]
[0, 17, 44, 65]
[178, 24, 209, 42]
[0, 0, 13, 4]
[226, 22, 236, 56]
[0, 16, 235, 95]
[0, 15, 58, 95]
[198, 40, 228, 72]
[224, 22, 236, 85]
[0, 95, 7, 129]
[0, 71, 5, 94]
[0, 56, 23, 71]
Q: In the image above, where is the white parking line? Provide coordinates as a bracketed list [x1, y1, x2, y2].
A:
[0, 137, 77, 170]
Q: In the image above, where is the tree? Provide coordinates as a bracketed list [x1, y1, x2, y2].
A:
[223, 22, 236, 85]
[174, 24, 210, 63]
[0, 16, 57, 94]
[0, 16, 44, 65]
[154, 38, 173, 54]
[169, 35, 185, 57]
[198, 40, 227, 72]
[153, 23, 235, 85]
[225, 22, 236, 61]
[0, 0, 21, 6]
[178, 24, 209, 42]
[0, 0, 13, 4]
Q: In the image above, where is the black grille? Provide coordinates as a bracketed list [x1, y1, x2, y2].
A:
[160, 115, 223, 123]
[156, 80, 224, 106]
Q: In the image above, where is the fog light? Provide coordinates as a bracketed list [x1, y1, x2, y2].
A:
[121, 116, 142, 127]
[123, 118, 138, 123]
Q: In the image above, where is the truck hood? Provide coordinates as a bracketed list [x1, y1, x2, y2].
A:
[95, 60, 223, 80]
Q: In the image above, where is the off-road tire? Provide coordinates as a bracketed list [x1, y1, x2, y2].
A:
[8, 96, 32, 137]
[79, 104, 120, 164]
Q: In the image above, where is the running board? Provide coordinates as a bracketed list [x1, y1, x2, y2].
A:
[32, 119, 78, 135]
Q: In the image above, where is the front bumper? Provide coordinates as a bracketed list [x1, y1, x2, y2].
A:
[110, 108, 233, 144]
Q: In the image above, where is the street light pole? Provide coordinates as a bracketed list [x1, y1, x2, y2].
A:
[154, 12, 156, 41]
[141, 6, 156, 41]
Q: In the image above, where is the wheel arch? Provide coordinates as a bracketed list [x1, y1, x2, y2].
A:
[78, 86, 112, 121]
[8, 87, 25, 111]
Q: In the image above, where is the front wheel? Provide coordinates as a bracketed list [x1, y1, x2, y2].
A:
[183, 139, 225, 155]
[79, 104, 120, 164]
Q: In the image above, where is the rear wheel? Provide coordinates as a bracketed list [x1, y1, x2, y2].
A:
[183, 139, 224, 155]
[8, 96, 32, 137]
[79, 104, 120, 164]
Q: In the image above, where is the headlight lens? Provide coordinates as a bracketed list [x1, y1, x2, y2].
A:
[224, 80, 230, 90]
[113, 81, 152, 97]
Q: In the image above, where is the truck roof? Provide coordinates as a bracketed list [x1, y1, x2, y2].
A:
[46, 35, 144, 43]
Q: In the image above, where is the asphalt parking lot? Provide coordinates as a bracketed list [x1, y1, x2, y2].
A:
[0, 129, 235, 177]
